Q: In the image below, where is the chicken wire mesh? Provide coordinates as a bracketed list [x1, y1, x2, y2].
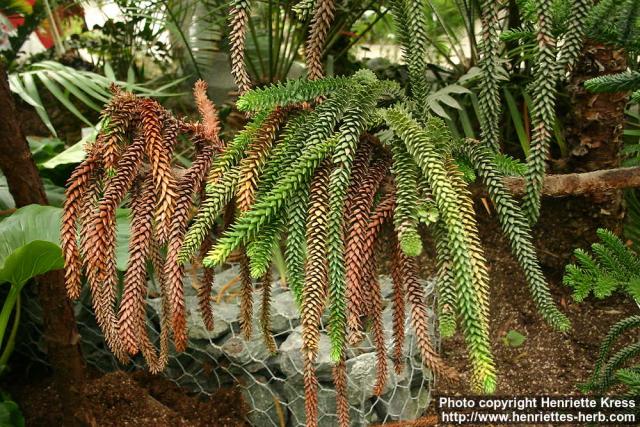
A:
[17, 264, 438, 426]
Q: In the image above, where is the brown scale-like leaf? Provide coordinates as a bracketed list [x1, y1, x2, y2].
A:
[85, 134, 146, 358]
[164, 140, 217, 351]
[368, 266, 388, 396]
[305, 0, 337, 80]
[61, 151, 99, 300]
[390, 235, 406, 374]
[101, 90, 138, 171]
[138, 240, 171, 373]
[301, 161, 331, 427]
[193, 80, 222, 143]
[198, 235, 215, 331]
[118, 176, 156, 355]
[344, 156, 390, 344]
[140, 99, 177, 244]
[260, 269, 277, 353]
[359, 197, 395, 397]
[303, 351, 319, 427]
[229, 1, 252, 94]
[301, 161, 331, 357]
[396, 240, 457, 380]
[236, 107, 291, 212]
[333, 355, 349, 427]
[239, 251, 254, 339]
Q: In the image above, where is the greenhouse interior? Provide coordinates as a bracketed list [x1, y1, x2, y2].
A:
[1, 0, 640, 426]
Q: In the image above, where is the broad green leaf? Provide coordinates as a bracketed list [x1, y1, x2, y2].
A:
[0, 398, 24, 427]
[0, 205, 131, 287]
[40, 128, 98, 170]
[0, 241, 63, 287]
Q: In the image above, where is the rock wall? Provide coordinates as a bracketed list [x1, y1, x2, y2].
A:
[75, 265, 437, 426]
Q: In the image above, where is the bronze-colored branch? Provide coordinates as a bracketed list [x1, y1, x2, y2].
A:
[476, 166, 640, 197]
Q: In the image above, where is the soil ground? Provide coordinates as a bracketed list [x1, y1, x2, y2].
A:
[5, 197, 638, 426]
[7, 370, 248, 426]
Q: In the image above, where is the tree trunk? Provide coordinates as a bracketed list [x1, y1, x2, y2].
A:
[0, 62, 85, 424]
[563, 40, 628, 232]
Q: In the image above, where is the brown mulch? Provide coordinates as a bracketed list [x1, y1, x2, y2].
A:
[8, 370, 248, 427]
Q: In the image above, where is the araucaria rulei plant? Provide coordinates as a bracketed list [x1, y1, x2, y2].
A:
[61, 0, 586, 426]
[62, 81, 223, 371]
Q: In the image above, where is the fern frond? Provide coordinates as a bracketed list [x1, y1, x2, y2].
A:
[208, 110, 270, 185]
[396, 235, 456, 379]
[432, 221, 457, 337]
[236, 107, 291, 212]
[589, 315, 640, 385]
[179, 167, 240, 264]
[285, 186, 310, 305]
[203, 136, 337, 267]
[326, 82, 382, 361]
[247, 217, 285, 278]
[494, 153, 528, 176]
[389, 0, 429, 121]
[555, 0, 592, 80]
[587, 340, 640, 393]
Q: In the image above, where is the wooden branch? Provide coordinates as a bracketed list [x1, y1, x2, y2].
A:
[490, 166, 640, 197]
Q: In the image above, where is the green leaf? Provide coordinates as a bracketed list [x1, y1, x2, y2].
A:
[40, 128, 97, 170]
[27, 136, 64, 164]
[0, 241, 63, 288]
[503, 330, 527, 347]
[0, 398, 24, 427]
[0, 205, 131, 287]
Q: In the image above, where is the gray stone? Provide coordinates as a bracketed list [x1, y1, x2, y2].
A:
[283, 381, 373, 427]
[240, 375, 288, 427]
[278, 327, 333, 382]
[221, 334, 272, 372]
[346, 353, 396, 402]
[148, 296, 238, 341]
[269, 291, 300, 333]
[378, 384, 431, 422]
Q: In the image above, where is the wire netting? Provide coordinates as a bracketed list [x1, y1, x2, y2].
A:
[17, 265, 437, 426]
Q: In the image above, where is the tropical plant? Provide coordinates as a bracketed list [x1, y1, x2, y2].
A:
[563, 229, 640, 395]
[60, 81, 222, 369]
[61, 1, 579, 426]
[7, 60, 186, 136]
[0, 205, 69, 375]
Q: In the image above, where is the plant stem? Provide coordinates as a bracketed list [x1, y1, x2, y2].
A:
[0, 291, 21, 372]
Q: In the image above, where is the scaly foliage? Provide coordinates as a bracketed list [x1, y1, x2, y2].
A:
[62, 81, 223, 369]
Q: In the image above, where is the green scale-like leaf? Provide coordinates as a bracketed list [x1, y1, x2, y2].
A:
[326, 75, 382, 361]
[384, 105, 496, 393]
[459, 142, 570, 332]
